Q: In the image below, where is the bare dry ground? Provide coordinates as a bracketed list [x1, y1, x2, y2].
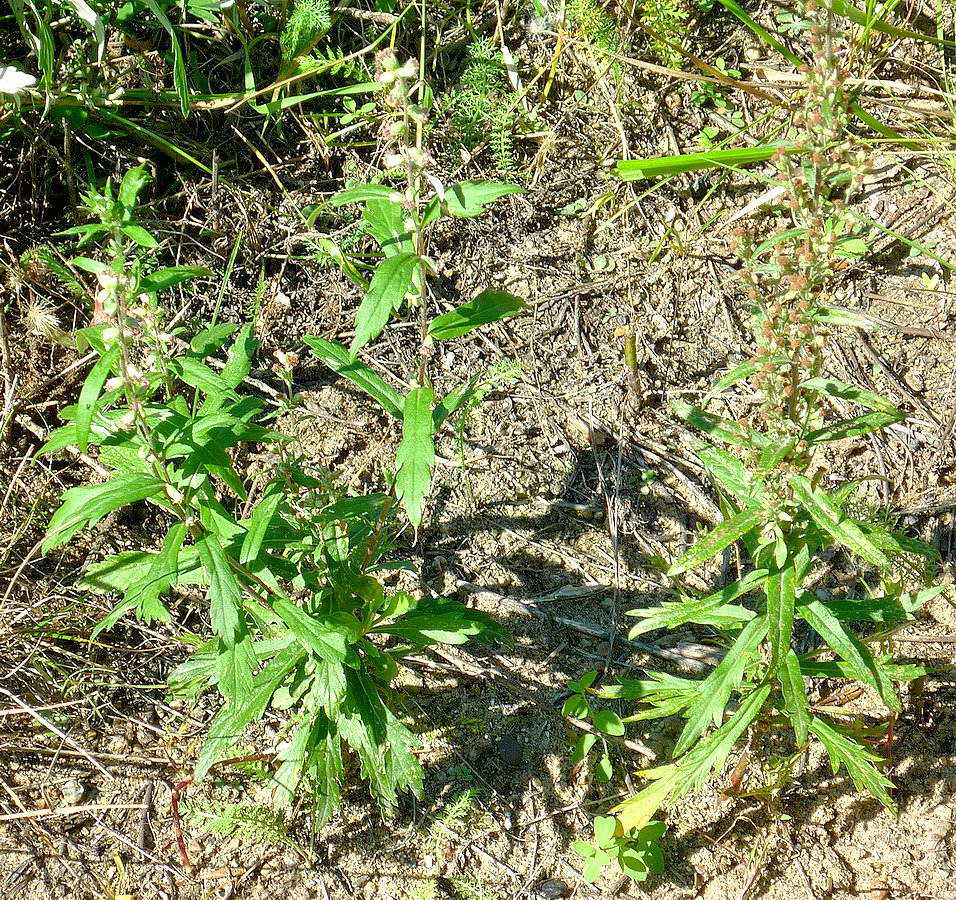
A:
[2, 6, 956, 899]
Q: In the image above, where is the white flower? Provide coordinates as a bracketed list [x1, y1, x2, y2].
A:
[0, 66, 36, 96]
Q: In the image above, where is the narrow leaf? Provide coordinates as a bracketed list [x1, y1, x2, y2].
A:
[666, 507, 761, 577]
[303, 336, 403, 418]
[76, 346, 118, 453]
[428, 289, 524, 340]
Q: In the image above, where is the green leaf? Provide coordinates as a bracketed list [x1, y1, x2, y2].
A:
[195, 641, 305, 780]
[118, 165, 151, 208]
[331, 184, 398, 205]
[363, 199, 415, 256]
[765, 550, 802, 673]
[190, 323, 238, 357]
[809, 717, 895, 811]
[240, 481, 284, 564]
[302, 336, 403, 418]
[272, 598, 359, 664]
[123, 521, 187, 627]
[121, 224, 159, 248]
[779, 650, 810, 744]
[76, 346, 118, 453]
[797, 596, 900, 712]
[791, 476, 890, 568]
[219, 323, 258, 390]
[754, 438, 795, 480]
[350, 252, 421, 353]
[441, 181, 523, 218]
[698, 446, 751, 500]
[673, 614, 768, 756]
[799, 377, 900, 415]
[675, 400, 769, 448]
[139, 0, 190, 116]
[196, 532, 245, 645]
[569, 669, 599, 693]
[570, 733, 597, 765]
[372, 598, 498, 645]
[169, 357, 234, 396]
[140, 266, 211, 294]
[627, 570, 766, 637]
[338, 669, 424, 810]
[666, 506, 761, 577]
[563, 694, 590, 718]
[805, 411, 904, 445]
[427, 289, 524, 340]
[394, 386, 435, 525]
[616, 145, 782, 181]
[594, 709, 625, 736]
[43, 474, 166, 553]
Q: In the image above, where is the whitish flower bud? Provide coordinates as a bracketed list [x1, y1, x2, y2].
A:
[384, 152, 405, 169]
[102, 327, 120, 343]
[165, 484, 185, 504]
[97, 271, 119, 292]
[397, 59, 418, 80]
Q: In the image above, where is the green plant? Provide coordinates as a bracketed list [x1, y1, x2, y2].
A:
[690, 58, 746, 147]
[441, 39, 519, 173]
[573, 0, 940, 862]
[572, 815, 665, 883]
[40, 165, 505, 823]
[304, 50, 525, 525]
[639, 0, 689, 67]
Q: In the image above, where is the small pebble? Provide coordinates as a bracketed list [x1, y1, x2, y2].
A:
[496, 734, 522, 767]
[535, 878, 571, 899]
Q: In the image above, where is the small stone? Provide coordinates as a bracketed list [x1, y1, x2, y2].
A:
[535, 878, 571, 899]
[904, 372, 924, 393]
[743, 45, 762, 61]
[58, 779, 85, 807]
[496, 734, 522, 767]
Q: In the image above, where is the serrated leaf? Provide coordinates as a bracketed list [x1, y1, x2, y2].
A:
[272, 598, 359, 663]
[698, 446, 752, 500]
[303, 336, 403, 418]
[799, 377, 900, 415]
[195, 641, 305, 780]
[628, 569, 765, 637]
[779, 649, 810, 744]
[427, 289, 524, 340]
[43, 474, 166, 553]
[809, 717, 895, 811]
[766, 550, 802, 672]
[673, 614, 768, 756]
[394, 386, 435, 525]
[190, 323, 238, 357]
[76, 346, 118, 453]
[674, 400, 769, 448]
[797, 596, 900, 712]
[754, 438, 795, 479]
[362, 199, 415, 256]
[806, 411, 904, 445]
[350, 252, 421, 353]
[791, 476, 890, 568]
[331, 184, 397, 205]
[666, 506, 761, 577]
[122, 224, 159, 248]
[196, 532, 245, 645]
[240, 480, 284, 564]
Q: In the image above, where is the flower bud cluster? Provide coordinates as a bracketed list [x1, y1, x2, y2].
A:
[374, 50, 433, 177]
[732, 2, 866, 434]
